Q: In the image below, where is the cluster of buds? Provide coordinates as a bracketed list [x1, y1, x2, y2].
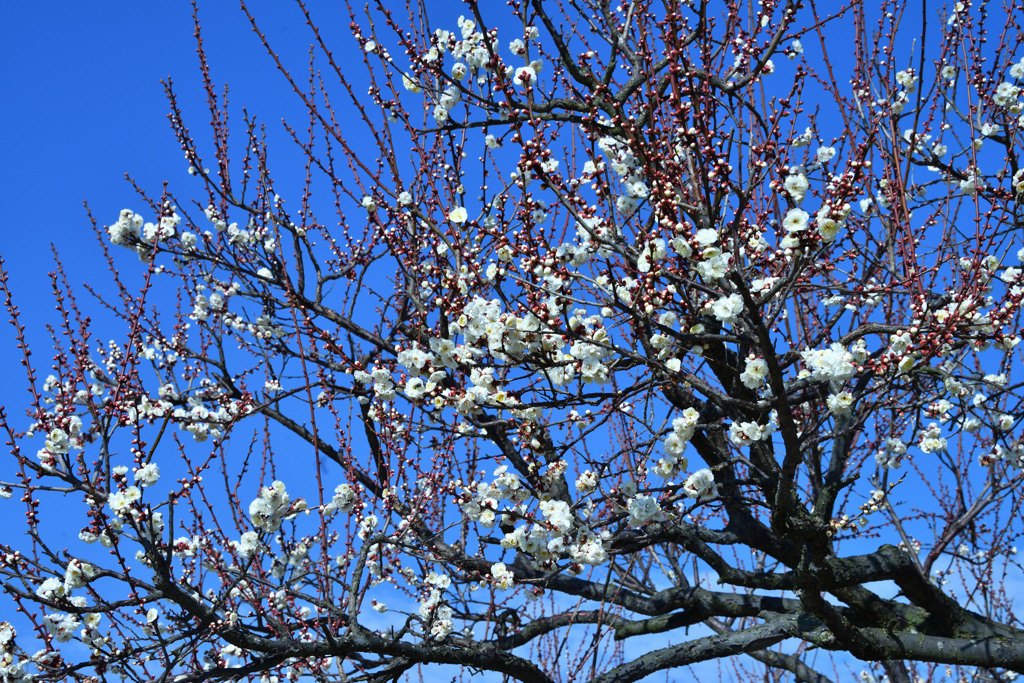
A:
[828, 490, 889, 537]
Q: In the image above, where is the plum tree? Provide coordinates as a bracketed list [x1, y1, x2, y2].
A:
[2, 1, 1024, 682]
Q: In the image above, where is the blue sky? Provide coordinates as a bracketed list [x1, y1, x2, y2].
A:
[3, 2, 208, 351]
[4, 2, 207, 267]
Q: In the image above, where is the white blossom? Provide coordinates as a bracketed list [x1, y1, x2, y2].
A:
[697, 253, 731, 280]
[513, 65, 537, 87]
[248, 481, 306, 532]
[895, 69, 918, 91]
[918, 423, 947, 453]
[817, 218, 840, 242]
[827, 391, 854, 415]
[627, 494, 664, 526]
[683, 469, 718, 502]
[402, 74, 422, 93]
[711, 294, 744, 324]
[539, 499, 574, 534]
[695, 228, 718, 246]
[109, 486, 141, 514]
[801, 343, 856, 382]
[63, 559, 94, 593]
[783, 208, 809, 232]
[784, 172, 809, 203]
[449, 206, 468, 224]
[576, 470, 599, 493]
[134, 463, 160, 488]
[728, 421, 773, 447]
[491, 562, 514, 589]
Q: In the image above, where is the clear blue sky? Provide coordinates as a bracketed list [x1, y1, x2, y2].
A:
[1, 1, 306, 288]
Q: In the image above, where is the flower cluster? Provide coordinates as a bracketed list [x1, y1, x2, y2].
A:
[875, 437, 907, 469]
[784, 170, 809, 203]
[682, 469, 718, 502]
[134, 463, 160, 488]
[108, 485, 141, 515]
[0, 621, 25, 682]
[728, 420, 774, 447]
[248, 481, 307, 532]
[460, 472, 514, 526]
[236, 531, 264, 558]
[575, 469, 598, 493]
[801, 343, 857, 382]
[917, 423, 947, 454]
[170, 395, 243, 443]
[106, 208, 180, 260]
[658, 407, 699, 478]
[191, 282, 242, 322]
[982, 441, 1024, 469]
[684, 227, 733, 281]
[29, 558, 103, 656]
[711, 294, 744, 325]
[740, 357, 769, 389]
[626, 494, 665, 526]
[44, 612, 81, 643]
[63, 559, 95, 594]
[403, 15, 527, 125]
[491, 561, 514, 590]
[418, 572, 455, 640]
[323, 483, 358, 516]
[35, 418, 84, 472]
[459, 464, 612, 569]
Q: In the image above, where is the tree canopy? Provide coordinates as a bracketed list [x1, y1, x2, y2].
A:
[3, 1, 1024, 682]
